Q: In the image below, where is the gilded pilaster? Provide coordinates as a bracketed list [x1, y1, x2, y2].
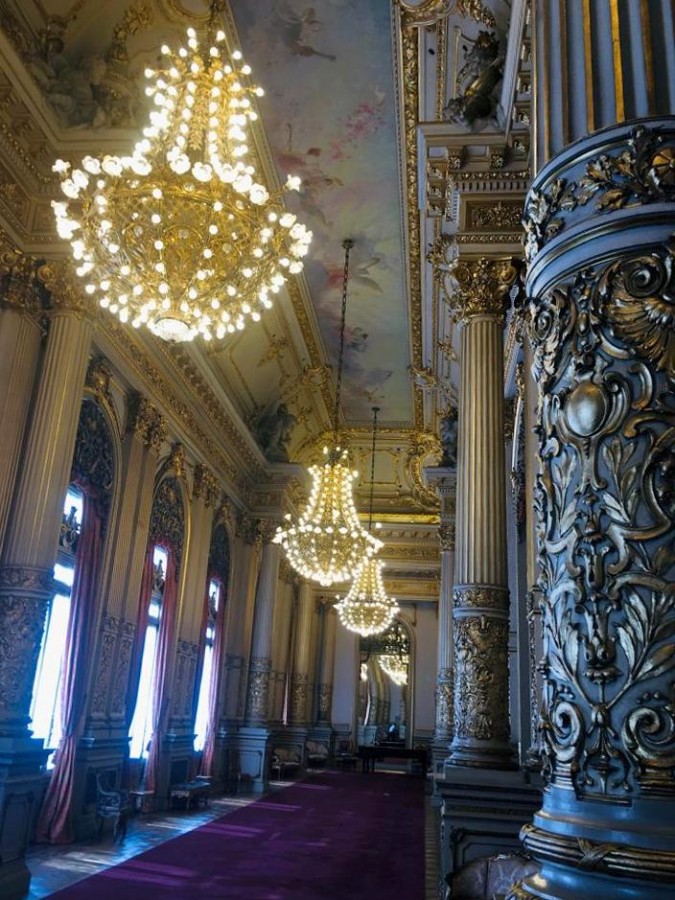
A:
[317, 601, 337, 723]
[289, 580, 313, 725]
[424, 467, 457, 752]
[446, 257, 517, 769]
[246, 534, 281, 723]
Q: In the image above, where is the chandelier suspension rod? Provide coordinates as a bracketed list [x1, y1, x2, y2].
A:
[333, 239, 353, 447]
[368, 405, 379, 532]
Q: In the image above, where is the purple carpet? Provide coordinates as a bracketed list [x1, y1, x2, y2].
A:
[51, 771, 425, 899]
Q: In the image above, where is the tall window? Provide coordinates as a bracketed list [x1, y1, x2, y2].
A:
[30, 487, 83, 768]
[128, 546, 168, 759]
[194, 578, 221, 752]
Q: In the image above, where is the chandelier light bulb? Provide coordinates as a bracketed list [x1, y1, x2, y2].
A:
[52, 28, 312, 342]
[379, 653, 408, 686]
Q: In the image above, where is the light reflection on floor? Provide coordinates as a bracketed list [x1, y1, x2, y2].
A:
[26, 785, 289, 898]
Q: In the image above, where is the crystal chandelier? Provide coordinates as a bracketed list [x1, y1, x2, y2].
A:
[273, 240, 381, 587]
[335, 406, 399, 636]
[379, 654, 408, 686]
[51, 13, 312, 343]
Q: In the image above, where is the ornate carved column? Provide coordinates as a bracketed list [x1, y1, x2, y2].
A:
[289, 580, 313, 725]
[446, 257, 518, 769]
[510, 119, 675, 900]
[424, 467, 457, 761]
[0, 239, 42, 554]
[316, 599, 337, 724]
[246, 527, 281, 724]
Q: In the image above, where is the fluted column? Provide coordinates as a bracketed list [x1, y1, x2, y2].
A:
[289, 580, 313, 724]
[246, 530, 281, 723]
[0, 261, 93, 737]
[317, 600, 337, 724]
[221, 520, 261, 724]
[0, 261, 92, 898]
[446, 257, 518, 769]
[533, 0, 675, 171]
[0, 242, 42, 555]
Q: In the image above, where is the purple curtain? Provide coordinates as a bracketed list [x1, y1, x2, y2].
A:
[199, 582, 225, 777]
[144, 551, 178, 794]
[36, 495, 102, 844]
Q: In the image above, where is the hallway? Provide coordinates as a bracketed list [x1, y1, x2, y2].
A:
[27, 772, 440, 899]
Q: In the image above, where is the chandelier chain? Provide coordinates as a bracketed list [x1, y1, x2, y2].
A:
[368, 405, 379, 532]
[334, 239, 353, 446]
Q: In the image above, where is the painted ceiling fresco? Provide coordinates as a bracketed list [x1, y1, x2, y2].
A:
[228, 0, 412, 425]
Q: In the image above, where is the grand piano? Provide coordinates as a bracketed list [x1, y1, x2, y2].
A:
[357, 741, 428, 775]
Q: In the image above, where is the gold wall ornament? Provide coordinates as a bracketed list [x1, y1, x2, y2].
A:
[51, 25, 311, 342]
[126, 392, 168, 454]
[289, 673, 309, 722]
[193, 462, 220, 508]
[527, 245, 675, 801]
[0, 232, 40, 314]
[447, 256, 519, 323]
[438, 521, 455, 551]
[37, 258, 89, 316]
[246, 656, 271, 721]
[453, 613, 510, 745]
[168, 442, 186, 480]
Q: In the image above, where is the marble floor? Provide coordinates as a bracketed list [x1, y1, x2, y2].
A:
[26, 772, 441, 899]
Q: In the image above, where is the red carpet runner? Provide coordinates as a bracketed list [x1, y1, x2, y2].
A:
[51, 770, 425, 899]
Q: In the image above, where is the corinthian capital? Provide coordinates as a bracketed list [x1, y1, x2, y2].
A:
[0, 234, 40, 315]
[193, 463, 220, 508]
[37, 258, 90, 317]
[126, 392, 167, 454]
[448, 257, 519, 324]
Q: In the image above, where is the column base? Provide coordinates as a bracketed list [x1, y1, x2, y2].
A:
[235, 727, 271, 793]
[448, 737, 518, 769]
[0, 734, 50, 899]
[507, 783, 675, 900]
[437, 766, 542, 898]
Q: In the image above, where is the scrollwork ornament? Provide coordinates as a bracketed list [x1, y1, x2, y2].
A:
[523, 127, 675, 262]
[0, 591, 49, 720]
[247, 657, 271, 720]
[454, 616, 510, 744]
[529, 243, 675, 800]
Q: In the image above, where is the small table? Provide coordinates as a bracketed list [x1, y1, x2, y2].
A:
[129, 788, 155, 814]
[170, 780, 211, 810]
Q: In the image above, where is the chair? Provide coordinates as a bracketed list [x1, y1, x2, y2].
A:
[337, 739, 358, 772]
[96, 774, 129, 840]
[270, 747, 302, 780]
[306, 740, 329, 769]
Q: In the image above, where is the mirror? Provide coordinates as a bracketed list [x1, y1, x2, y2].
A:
[357, 619, 411, 746]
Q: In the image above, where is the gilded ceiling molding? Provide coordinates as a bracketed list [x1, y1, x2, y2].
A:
[398, 0, 453, 27]
[398, 14, 425, 431]
[447, 257, 519, 323]
[102, 321, 250, 488]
